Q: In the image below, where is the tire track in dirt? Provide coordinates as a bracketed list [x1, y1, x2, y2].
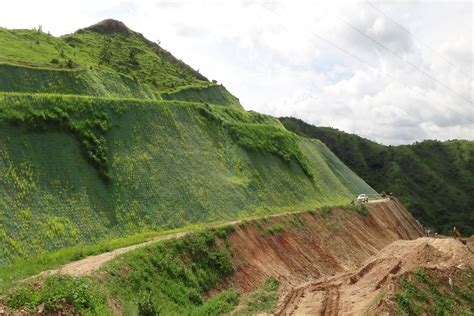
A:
[275, 286, 306, 315]
[320, 285, 340, 316]
[273, 237, 474, 315]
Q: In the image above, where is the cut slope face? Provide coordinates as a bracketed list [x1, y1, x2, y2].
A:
[0, 63, 159, 99]
[0, 93, 376, 264]
[220, 199, 424, 293]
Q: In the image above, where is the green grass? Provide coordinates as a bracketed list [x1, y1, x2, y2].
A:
[0, 21, 206, 90]
[267, 224, 286, 235]
[289, 213, 306, 228]
[99, 229, 237, 315]
[320, 206, 332, 218]
[3, 229, 240, 315]
[342, 203, 369, 216]
[0, 222, 219, 293]
[235, 277, 280, 315]
[0, 63, 159, 99]
[0, 21, 241, 107]
[161, 84, 242, 109]
[0, 93, 112, 180]
[281, 117, 474, 235]
[3, 228, 281, 315]
[394, 268, 474, 316]
[4, 275, 111, 315]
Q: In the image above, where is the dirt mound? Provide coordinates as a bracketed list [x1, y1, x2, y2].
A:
[467, 235, 474, 253]
[274, 237, 474, 315]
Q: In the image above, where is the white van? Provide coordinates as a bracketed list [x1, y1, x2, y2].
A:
[357, 194, 369, 203]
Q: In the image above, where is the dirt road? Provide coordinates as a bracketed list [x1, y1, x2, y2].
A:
[39, 232, 188, 277]
[39, 219, 238, 277]
[38, 199, 390, 277]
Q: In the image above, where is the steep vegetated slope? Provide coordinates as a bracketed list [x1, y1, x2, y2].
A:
[280, 117, 474, 235]
[3, 200, 430, 315]
[0, 63, 159, 99]
[0, 20, 377, 269]
[0, 93, 374, 265]
[161, 84, 242, 108]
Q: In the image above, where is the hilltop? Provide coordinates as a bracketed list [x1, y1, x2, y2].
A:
[0, 20, 375, 274]
[0, 19, 240, 107]
[280, 117, 474, 235]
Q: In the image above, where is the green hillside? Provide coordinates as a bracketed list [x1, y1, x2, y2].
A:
[0, 20, 376, 274]
[0, 63, 159, 99]
[0, 93, 375, 266]
[0, 20, 206, 89]
[0, 19, 240, 106]
[161, 84, 242, 108]
[280, 117, 474, 235]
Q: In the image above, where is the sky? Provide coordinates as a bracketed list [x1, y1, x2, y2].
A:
[1, 0, 473, 145]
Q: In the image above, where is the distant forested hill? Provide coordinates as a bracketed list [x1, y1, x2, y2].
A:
[280, 117, 474, 235]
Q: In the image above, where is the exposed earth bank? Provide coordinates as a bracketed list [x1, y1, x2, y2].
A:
[221, 199, 424, 293]
[219, 199, 472, 314]
[275, 237, 473, 315]
[3, 199, 473, 315]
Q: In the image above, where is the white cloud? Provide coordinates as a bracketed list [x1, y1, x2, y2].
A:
[1, 0, 472, 145]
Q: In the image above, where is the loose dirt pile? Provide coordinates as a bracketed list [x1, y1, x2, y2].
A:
[467, 235, 474, 253]
[274, 237, 474, 315]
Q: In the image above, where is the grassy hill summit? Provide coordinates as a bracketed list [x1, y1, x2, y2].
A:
[0, 20, 376, 273]
[0, 19, 241, 107]
[280, 117, 474, 235]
